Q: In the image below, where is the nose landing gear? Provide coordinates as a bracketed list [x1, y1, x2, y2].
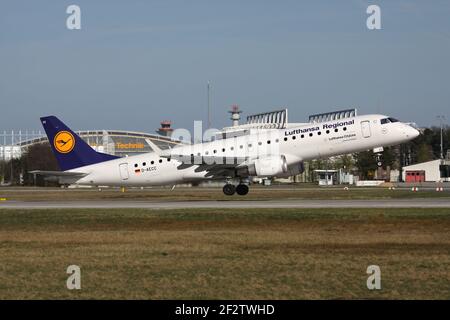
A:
[375, 153, 383, 167]
[373, 147, 384, 168]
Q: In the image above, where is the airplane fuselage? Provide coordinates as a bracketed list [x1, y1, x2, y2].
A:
[68, 114, 419, 187]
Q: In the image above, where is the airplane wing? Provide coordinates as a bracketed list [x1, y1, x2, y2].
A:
[161, 149, 251, 178]
[177, 161, 245, 179]
[163, 148, 300, 179]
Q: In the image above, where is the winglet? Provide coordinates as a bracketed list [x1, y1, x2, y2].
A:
[145, 138, 162, 155]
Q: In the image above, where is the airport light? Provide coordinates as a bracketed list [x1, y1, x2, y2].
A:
[207, 81, 211, 129]
[437, 115, 445, 160]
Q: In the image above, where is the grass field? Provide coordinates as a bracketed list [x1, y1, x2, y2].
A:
[0, 207, 449, 299]
[1, 185, 450, 202]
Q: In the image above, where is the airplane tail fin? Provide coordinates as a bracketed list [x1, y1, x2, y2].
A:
[40, 116, 119, 171]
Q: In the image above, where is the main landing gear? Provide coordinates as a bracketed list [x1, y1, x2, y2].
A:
[223, 183, 249, 196]
[236, 184, 249, 195]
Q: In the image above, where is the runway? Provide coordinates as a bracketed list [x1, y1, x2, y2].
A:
[2, 198, 450, 209]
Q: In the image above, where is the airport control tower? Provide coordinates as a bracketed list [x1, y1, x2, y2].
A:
[156, 120, 173, 137]
[229, 105, 242, 127]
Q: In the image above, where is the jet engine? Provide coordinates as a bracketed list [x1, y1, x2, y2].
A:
[247, 155, 288, 177]
[277, 161, 305, 178]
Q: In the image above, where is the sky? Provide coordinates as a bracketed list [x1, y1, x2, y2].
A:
[1, 0, 450, 133]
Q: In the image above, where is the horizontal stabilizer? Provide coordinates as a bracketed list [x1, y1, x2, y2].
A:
[28, 170, 87, 178]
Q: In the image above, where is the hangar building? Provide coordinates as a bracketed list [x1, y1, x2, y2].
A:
[402, 159, 450, 182]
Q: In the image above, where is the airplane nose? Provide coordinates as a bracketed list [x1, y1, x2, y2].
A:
[404, 124, 420, 139]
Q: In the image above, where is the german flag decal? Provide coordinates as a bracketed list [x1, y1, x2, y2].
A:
[135, 169, 141, 174]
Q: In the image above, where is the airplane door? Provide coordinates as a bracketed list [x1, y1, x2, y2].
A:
[361, 121, 371, 138]
[119, 163, 129, 180]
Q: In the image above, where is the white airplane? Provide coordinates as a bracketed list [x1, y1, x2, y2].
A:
[32, 111, 419, 195]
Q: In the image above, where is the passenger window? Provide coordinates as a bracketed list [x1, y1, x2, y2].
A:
[292, 136, 296, 140]
[284, 137, 288, 141]
[134, 164, 138, 167]
[309, 133, 313, 137]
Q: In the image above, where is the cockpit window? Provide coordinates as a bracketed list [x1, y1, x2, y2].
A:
[381, 117, 400, 124]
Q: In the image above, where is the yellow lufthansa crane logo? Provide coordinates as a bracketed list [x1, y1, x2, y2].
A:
[54, 131, 75, 153]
